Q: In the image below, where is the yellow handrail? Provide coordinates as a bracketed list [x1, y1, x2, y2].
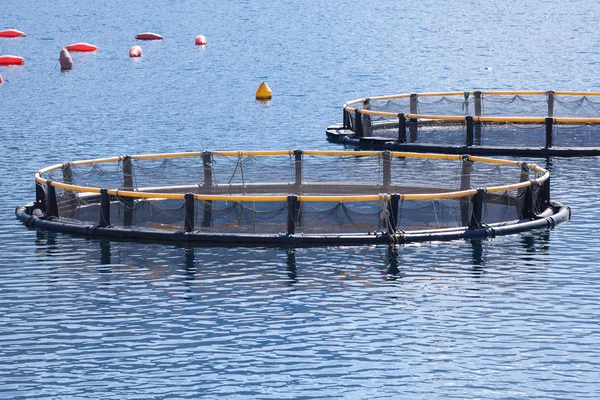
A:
[34, 150, 548, 203]
[343, 90, 600, 123]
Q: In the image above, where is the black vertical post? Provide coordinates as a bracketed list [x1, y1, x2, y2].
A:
[294, 149, 302, 188]
[469, 188, 485, 229]
[460, 157, 472, 227]
[547, 90, 555, 118]
[382, 151, 391, 189]
[409, 93, 418, 143]
[354, 110, 364, 138]
[122, 156, 134, 227]
[61, 162, 78, 219]
[123, 156, 134, 189]
[201, 200, 212, 228]
[35, 183, 47, 211]
[466, 116, 474, 147]
[286, 195, 300, 235]
[46, 182, 58, 219]
[474, 91, 482, 117]
[99, 188, 110, 227]
[184, 193, 195, 232]
[203, 151, 213, 187]
[545, 117, 553, 148]
[343, 108, 349, 129]
[387, 194, 400, 233]
[537, 177, 550, 211]
[521, 183, 536, 219]
[398, 113, 407, 143]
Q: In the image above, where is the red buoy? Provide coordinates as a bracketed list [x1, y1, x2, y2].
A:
[65, 42, 98, 52]
[136, 32, 163, 40]
[129, 45, 142, 57]
[0, 75, 3, 84]
[0, 29, 26, 38]
[0, 55, 25, 66]
[195, 35, 207, 45]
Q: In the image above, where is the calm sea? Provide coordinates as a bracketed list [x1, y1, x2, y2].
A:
[1, 0, 600, 398]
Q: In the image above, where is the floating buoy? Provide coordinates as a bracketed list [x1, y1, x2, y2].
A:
[0, 29, 26, 38]
[0, 55, 25, 66]
[195, 35, 207, 45]
[255, 81, 272, 100]
[59, 48, 73, 70]
[136, 32, 163, 40]
[0, 75, 3, 84]
[66, 42, 98, 52]
[129, 45, 142, 57]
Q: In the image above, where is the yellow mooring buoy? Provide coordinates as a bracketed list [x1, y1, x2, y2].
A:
[255, 81, 272, 99]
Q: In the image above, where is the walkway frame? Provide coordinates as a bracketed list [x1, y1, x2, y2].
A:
[16, 150, 569, 246]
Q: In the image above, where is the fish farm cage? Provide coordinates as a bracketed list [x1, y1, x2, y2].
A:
[327, 90, 600, 157]
[15, 150, 570, 246]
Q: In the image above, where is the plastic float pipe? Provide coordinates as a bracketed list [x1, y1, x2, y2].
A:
[59, 48, 73, 70]
[255, 81, 272, 99]
[0, 29, 26, 38]
[136, 32, 163, 40]
[195, 35, 207, 45]
[0, 55, 25, 65]
[129, 45, 142, 57]
[66, 42, 98, 52]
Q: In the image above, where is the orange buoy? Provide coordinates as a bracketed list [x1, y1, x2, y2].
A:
[129, 45, 142, 57]
[59, 48, 73, 70]
[136, 32, 163, 40]
[66, 42, 98, 52]
[195, 35, 207, 45]
[255, 81, 272, 100]
[0, 29, 26, 38]
[0, 55, 25, 66]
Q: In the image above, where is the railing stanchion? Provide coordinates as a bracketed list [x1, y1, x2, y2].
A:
[398, 113, 407, 143]
[545, 117, 553, 148]
[35, 182, 47, 211]
[521, 183, 536, 219]
[474, 91, 482, 117]
[184, 193, 195, 232]
[409, 93, 418, 142]
[122, 156, 134, 226]
[342, 108, 349, 129]
[46, 182, 58, 219]
[354, 110, 364, 138]
[294, 149, 303, 189]
[469, 188, 485, 229]
[547, 90, 555, 117]
[388, 194, 400, 233]
[99, 188, 110, 227]
[203, 151, 213, 187]
[286, 195, 300, 235]
[382, 151, 391, 189]
[460, 157, 472, 226]
[466, 116, 474, 146]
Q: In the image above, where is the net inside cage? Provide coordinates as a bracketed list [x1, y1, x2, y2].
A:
[36, 151, 550, 237]
[345, 93, 600, 148]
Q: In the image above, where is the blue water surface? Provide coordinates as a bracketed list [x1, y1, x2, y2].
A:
[1, 0, 600, 398]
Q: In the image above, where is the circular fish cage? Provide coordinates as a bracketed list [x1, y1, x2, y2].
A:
[327, 90, 600, 157]
[15, 150, 570, 246]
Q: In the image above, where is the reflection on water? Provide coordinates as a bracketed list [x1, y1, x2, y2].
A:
[3, 0, 600, 397]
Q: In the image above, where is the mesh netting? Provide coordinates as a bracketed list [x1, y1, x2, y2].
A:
[31, 151, 551, 240]
[341, 92, 600, 150]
